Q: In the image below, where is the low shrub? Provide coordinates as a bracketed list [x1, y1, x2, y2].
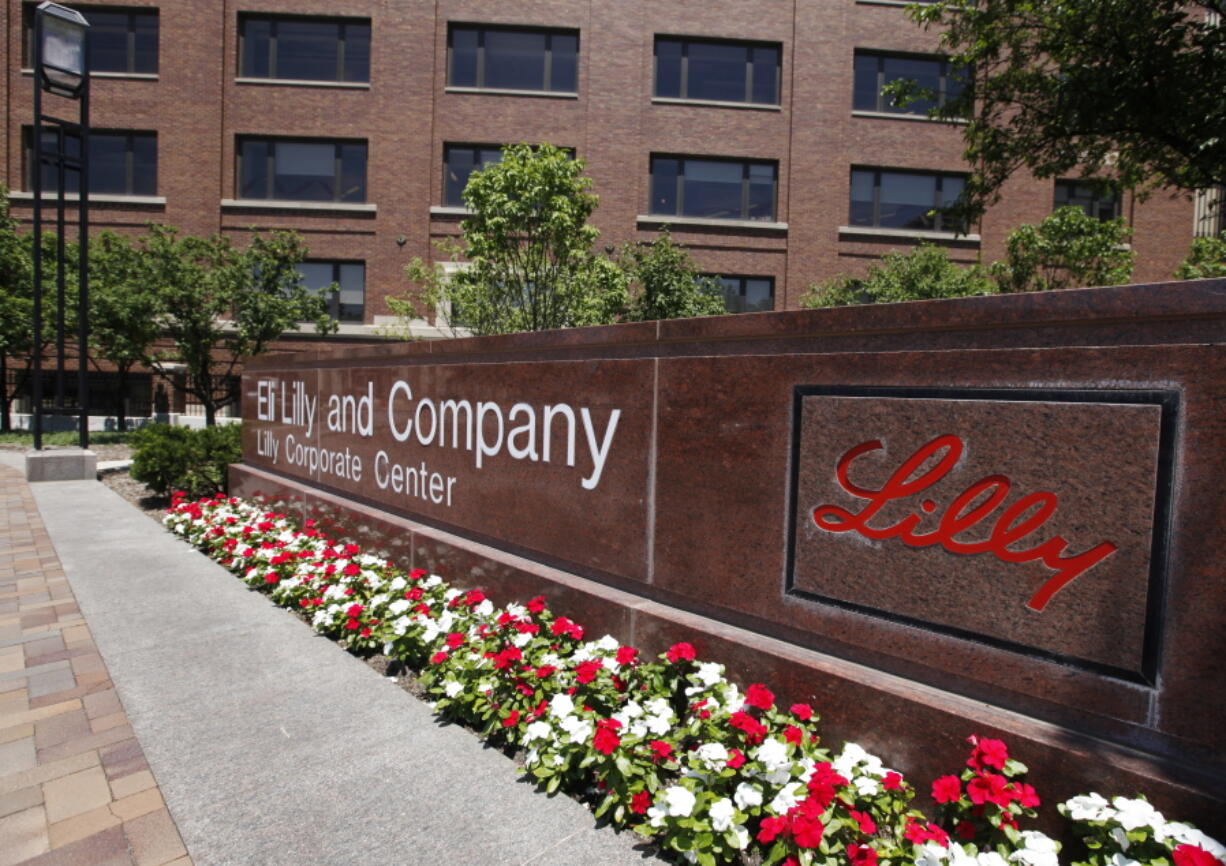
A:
[130, 423, 241, 497]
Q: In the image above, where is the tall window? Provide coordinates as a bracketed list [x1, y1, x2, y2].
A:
[296, 261, 365, 322]
[853, 52, 965, 115]
[448, 25, 578, 93]
[1054, 180, 1121, 221]
[443, 144, 503, 206]
[237, 138, 367, 202]
[650, 156, 777, 222]
[849, 168, 966, 232]
[655, 37, 780, 105]
[239, 15, 370, 82]
[24, 5, 158, 74]
[24, 128, 156, 196]
[712, 275, 775, 313]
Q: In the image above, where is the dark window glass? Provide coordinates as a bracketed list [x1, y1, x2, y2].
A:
[239, 16, 371, 83]
[23, 7, 159, 74]
[654, 37, 780, 105]
[443, 144, 504, 206]
[852, 52, 966, 115]
[24, 128, 156, 196]
[237, 138, 367, 202]
[1054, 180, 1121, 221]
[849, 168, 967, 232]
[650, 156, 777, 221]
[296, 261, 365, 322]
[712, 275, 775, 313]
[447, 25, 579, 92]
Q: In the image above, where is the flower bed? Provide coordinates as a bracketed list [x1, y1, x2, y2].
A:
[164, 493, 1224, 866]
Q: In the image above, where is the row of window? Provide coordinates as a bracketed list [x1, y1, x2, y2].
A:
[23, 8, 957, 118]
[23, 129, 1122, 229]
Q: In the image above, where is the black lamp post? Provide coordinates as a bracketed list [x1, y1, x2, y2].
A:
[31, 1, 90, 451]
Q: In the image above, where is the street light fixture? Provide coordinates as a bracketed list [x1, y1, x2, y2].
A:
[37, 2, 90, 97]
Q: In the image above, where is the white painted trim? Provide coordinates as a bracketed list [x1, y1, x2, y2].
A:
[636, 214, 788, 232]
[9, 191, 166, 206]
[234, 77, 370, 90]
[220, 199, 377, 213]
[444, 86, 578, 99]
[651, 97, 781, 112]
[838, 225, 981, 242]
[851, 110, 968, 125]
[21, 69, 158, 80]
[429, 205, 473, 217]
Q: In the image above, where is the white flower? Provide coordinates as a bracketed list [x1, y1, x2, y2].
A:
[645, 697, 671, 717]
[443, 588, 461, 602]
[645, 714, 673, 736]
[734, 782, 763, 810]
[834, 741, 884, 778]
[389, 575, 407, 592]
[768, 782, 803, 814]
[388, 599, 411, 615]
[597, 634, 619, 651]
[442, 680, 463, 698]
[853, 774, 881, 797]
[732, 826, 750, 850]
[423, 575, 442, 588]
[1010, 832, 1060, 866]
[663, 786, 696, 817]
[436, 610, 455, 632]
[621, 701, 644, 719]
[646, 803, 667, 828]
[572, 644, 594, 662]
[693, 742, 729, 770]
[560, 718, 592, 743]
[504, 602, 526, 618]
[755, 738, 790, 772]
[549, 693, 575, 718]
[694, 662, 725, 687]
[1112, 797, 1164, 832]
[708, 797, 735, 832]
[916, 841, 951, 866]
[1165, 825, 1226, 860]
[1110, 854, 1140, 866]
[1111, 828, 1131, 852]
[474, 599, 494, 618]
[512, 631, 532, 647]
[523, 721, 552, 743]
[1064, 793, 1114, 823]
[978, 853, 1009, 866]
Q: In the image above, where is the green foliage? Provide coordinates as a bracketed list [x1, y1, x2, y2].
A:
[128, 224, 336, 424]
[991, 207, 1135, 292]
[616, 231, 727, 322]
[801, 244, 996, 308]
[1174, 230, 1226, 279]
[907, 1, 1226, 223]
[130, 422, 241, 497]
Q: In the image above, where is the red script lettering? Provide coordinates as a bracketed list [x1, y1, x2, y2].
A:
[811, 434, 1118, 611]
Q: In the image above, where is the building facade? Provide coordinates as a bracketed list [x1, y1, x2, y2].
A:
[2, 0, 1211, 339]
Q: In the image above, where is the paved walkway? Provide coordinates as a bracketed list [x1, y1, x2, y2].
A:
[0, 455, 655, 866]
[0, 462, 191, 866]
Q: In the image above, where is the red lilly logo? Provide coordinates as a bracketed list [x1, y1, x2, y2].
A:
[811, 435, 1118, 611]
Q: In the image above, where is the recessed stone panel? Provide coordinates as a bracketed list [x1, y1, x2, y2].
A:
[789, 389, 1170, 679]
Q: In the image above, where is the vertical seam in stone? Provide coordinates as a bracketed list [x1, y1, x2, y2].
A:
[645, 357, 659, 589]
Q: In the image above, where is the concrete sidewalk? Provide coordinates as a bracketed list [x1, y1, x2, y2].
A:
[2, 456, 656, 866]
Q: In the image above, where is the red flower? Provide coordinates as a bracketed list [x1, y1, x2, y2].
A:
[790, 703, 814, 721]
[630, 790, 651, 815]
[784, 725, 804, 745]
[666, 642, 696, 663]
[502, 709, 520, 728]
[932, 775, 963, 804]
[883, 771, 904, 791]
[648, 740, 673, 761]
[343, 563, 360, 577]
[429, 651, 448, 664]
[849, 809, 877, 835]
[551, 617, 584, 640]
[726, 748, 746, 769]
[445, 632, 465, 649]
[465, 589, 486, 606]
[1173, 846, 1223, 866]
[593, 726, 621, 755]
[745, 683, 775, 710]
[849, 843, 879, 866]
[966, 772, 1009, 806]
[806, 762, 848, 810]
[615, 646, 639, 665]
[345, 618, 360, 631]
[791, 808, 825, 848]
[359, 627, 371, 638]
[728, 711, 767, 744]
[404, 587, 424, 600]
[1015, 782, 1041, 809]
[998, 812, 1019, 831]
[535, 665, 557, 679]
[575, 659, 603, 683]
[493, 646, 523, 670]
[904, 819, 950, 848]
[967, 735, 1009, 771]
[264, 573, 279, 584]
[526, 595, 547, 614]
[756, 815, 788, 844]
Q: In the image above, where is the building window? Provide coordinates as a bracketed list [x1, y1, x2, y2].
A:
[1054, 180, 1121, 221]
[296, 261, 365, 322]
[239, 15, 370, 83]
[849, 168, 966, 232]
[443, 144, 503, 206]
[24, 5, 158, 74]
[711, 275, 775, 313]
[650, 156, 777, 222]
[853, 52, 965, 115]
[237, 138, 367, 202]
[448, 25, 578, 93]
[654, 37, 780, 105]
[23, 128, 156, 196]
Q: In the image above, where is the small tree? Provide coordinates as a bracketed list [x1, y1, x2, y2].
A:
[89, 231, 162, 430]
[134, 225, 335, 425]
[1174, 231, 1226, 279]
[801, 244, 996, 308]
[990, 207, 1135, 293]
[616, 231, 727, 322]
[0, 187, 33, 432]
[400, 143, 628, 336]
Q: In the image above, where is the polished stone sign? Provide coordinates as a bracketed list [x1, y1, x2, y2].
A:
[236, 280, 1226, 833]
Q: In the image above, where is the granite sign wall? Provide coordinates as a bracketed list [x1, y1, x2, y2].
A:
[234, 280, 1226, 833]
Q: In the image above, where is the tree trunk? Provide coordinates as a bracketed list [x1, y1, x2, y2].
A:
[115, 365, 129, 432]
[0, 353, 10, 434]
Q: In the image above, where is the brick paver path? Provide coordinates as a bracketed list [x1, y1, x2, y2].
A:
[0, 465, 192, 866]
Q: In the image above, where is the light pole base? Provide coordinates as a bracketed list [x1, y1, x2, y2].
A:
[25, 447, 98, 482]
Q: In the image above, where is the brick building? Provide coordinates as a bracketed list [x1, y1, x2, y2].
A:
[2, 0, 1218, 345]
